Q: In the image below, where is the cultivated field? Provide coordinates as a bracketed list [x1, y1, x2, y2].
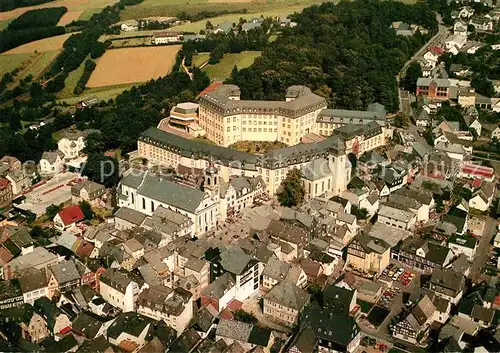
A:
[4, 32, 75, 54]
[87, 45, 181, 87]
[0, 0, 118, 21]
[120, 0, 324, 20]
[20, 51, 60, 79]
[0, 53, 32, 76]
[202, 51, 261, 80]
[57, 10, 84, 25]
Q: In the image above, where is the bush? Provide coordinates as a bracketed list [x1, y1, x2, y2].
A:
[8, 7, 68, 30]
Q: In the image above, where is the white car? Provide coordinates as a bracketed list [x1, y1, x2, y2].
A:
[392, 274, 399, 281]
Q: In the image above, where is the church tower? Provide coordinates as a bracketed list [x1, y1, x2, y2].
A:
[204, 158, 220, 201]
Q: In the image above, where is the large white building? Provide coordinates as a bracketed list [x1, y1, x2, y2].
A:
[198, 85, 327, 147]
[117, 169, 221, 235]
[138, 127, 349, 196]
[99, 268, 142, 312]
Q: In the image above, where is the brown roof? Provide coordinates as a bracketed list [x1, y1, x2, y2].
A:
[0, 246, 13, 264]
[267, 219, 307, 245]
[412, 295, 436, 326]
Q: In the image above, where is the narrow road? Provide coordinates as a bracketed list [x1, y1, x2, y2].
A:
[398, 24, 448, 79]
[470, 216, 496, 282]
[181, 57, 194, 81]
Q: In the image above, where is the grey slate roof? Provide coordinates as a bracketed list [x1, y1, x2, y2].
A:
[120, 170, 207, 213]
[114, 206, 147, 226]
[431, 268, 465, 293]
[139, 127, 345, 169]
[216, 319, 253, 342]
[202, 272, 235, 299]
[219, 247, 254, 275]
[41, 150, 64, 163]
[18, 268, 48, 293]
[301, 158, 333, 181]
[265, 281, 310, 311]
[49, 260, 80, 284]
[263, 255, 290, 281]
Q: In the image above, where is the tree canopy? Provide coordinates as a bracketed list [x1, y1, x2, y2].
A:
[277, 168, 306, 207]
[228, 0, 437, 112]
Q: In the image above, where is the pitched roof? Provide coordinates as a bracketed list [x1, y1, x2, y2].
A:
[431, 268, 465, 293]
[262, 255, 290, 281]
[219, 247, 254, 275]
[49, 260, 80, 284]
[18, 268, 48, 293]
[41, 150, 64, 164]
[202, 272, 235, 299]
[72, 312, 104, 339]
[265, 281, 310, 311]
[120, 170, 207, 213]
[107, 312, 153, 339]
[216, 319, 253, 342]
[57, 205, 84, 226]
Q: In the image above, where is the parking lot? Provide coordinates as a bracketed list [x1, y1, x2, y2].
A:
[378, 286, 401, 309]
[380, 264, 417, 288]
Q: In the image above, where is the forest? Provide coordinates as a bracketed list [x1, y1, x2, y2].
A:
[7, 7, 67, 30]
[0, 0, 54, 12]
[228, 0, 437, 112]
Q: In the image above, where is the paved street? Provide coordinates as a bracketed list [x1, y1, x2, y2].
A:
[470, 216, 497, 282]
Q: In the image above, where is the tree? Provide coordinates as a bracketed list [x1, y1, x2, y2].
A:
[82, 153, 119, 187]
[79, 200, 94, 220]
[277, 168, 305, 207]
[402, 62, 422, 92]
[83, 132, 105, 154]
[233, 309, 257, 324]
[45, 203, 62, 219]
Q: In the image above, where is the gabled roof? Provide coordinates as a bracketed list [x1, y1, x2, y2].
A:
[107, 312, 153, 339]
[56, 205, 84, 226]
[72, 312, 104, 339]
[49, 260, 80, 284]
[18, 268, 47, 293]
[431, 268, 465, 293]
[216, 319, 253, 342]
[265, 281, 310, 311]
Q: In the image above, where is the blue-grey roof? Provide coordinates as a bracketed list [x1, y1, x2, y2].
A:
[120, 170, 207, 213]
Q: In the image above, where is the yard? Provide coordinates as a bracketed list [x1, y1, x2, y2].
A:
[191, 53, 210, 68]
[202, 51, 261, 80]
[86, 45, 181, 87]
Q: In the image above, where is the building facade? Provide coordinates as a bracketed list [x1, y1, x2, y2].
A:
[198, 85, 327, 147]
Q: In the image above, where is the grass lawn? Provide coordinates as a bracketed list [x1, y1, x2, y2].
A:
[58, 58, 88, 99]
[0, 53, 32, 76]
[191, 53, 210, 67]
[203, 51, 261, 80]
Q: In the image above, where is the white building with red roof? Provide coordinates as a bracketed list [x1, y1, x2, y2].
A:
[53, 205, 84, 231]
[460, 162, 495, 182]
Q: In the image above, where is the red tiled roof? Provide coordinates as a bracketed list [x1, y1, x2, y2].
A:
[196, 81, 223, 98]
[471, 178, 482, 188]
[429, 46, 444, 55]
[0, 246, 13, 264]
[220, 308, 234, 320]
[0, 178, 10, 189]
[227, 299, 243, 312]
[57, 205, 84, 226]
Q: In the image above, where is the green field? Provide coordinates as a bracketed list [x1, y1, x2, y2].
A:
[20, 51, 59, 79]
[192, 53, 210, 67]
[79, 8, 102, 21]
[0, 19, 13, 31]
[202, 51, 261, 80]
[120, 0, 325, 21]
[0, 53, 32, 76]
[58, 58, 87, 99]
[57, 82, 136, 105]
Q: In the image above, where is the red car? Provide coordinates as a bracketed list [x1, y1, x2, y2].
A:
[404, 271, 411, 278]
[402, 278, 410, 286]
